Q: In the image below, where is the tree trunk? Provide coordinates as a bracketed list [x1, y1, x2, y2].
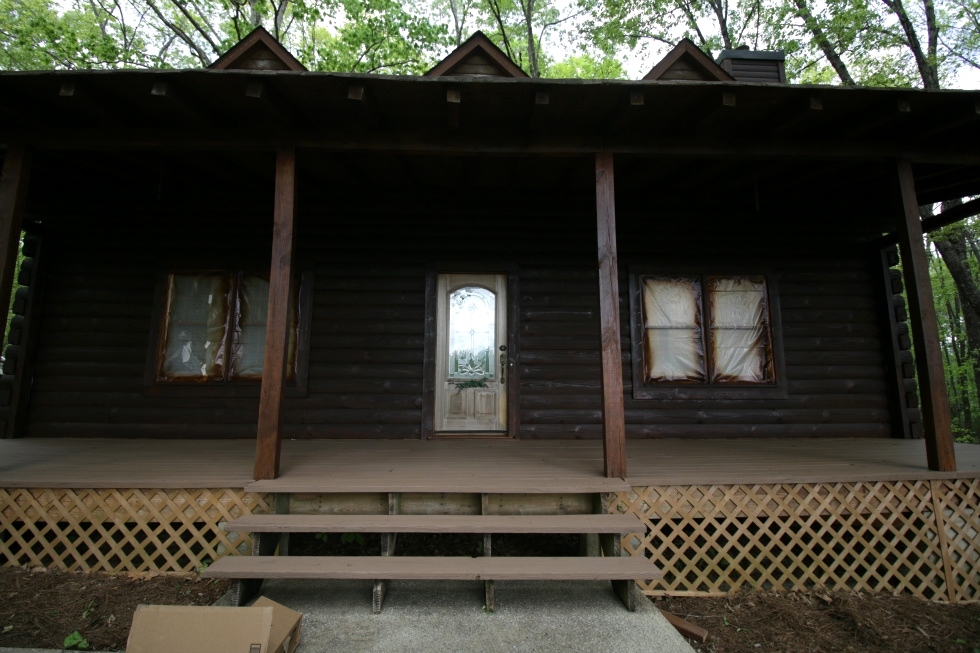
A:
[520, 0, 540, 77]
[790, 0, 857, 85]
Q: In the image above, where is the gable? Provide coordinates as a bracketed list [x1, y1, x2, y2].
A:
[209, 26, 306, 72]
[427, 31, 528, 78]
[644, 39, 734, 82]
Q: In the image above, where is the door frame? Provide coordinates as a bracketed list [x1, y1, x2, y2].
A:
[421, 266, 520, 439]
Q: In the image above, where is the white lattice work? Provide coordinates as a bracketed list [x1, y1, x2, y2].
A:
[612, 479, 980, 602]
[0, 489, 271, 572]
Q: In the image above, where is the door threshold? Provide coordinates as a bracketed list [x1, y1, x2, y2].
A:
[428, 432, 512, 439]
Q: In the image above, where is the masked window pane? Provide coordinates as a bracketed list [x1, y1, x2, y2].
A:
[160, 274, 230, 380]
[708, 276, 773, 383]
[230, 275, 298, 381]
[159, 271, 300, 383]
[642, 277, 705, 382]
[230, 274, 269, 380]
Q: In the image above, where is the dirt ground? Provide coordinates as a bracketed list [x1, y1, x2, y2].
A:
[658, 591, 980, 653]
[0, 567, 230, 650]
[0, 565, 977, 652]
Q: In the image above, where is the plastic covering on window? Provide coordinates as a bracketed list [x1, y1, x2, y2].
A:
[160, 274, 231, 380]
[708, 277, 772, 383]
[230, 275, 269, 380]
[642, 277, 705, 383]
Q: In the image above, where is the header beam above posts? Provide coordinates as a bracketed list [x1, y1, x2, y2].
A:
[254, 146, 297, 480]
[595, 151, 627, 479]
[895, 159, 955, 472]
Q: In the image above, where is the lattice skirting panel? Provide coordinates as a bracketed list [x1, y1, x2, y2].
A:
[0, 489, 271, 572]
[612, 479, 980, 603]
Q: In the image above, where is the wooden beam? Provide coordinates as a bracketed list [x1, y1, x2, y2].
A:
[659, 609, 709, 643]
[601, 91, 648, 138]
[246, 82, 305, 127]
[0, 145, 31, 349]
[595, 152, 627, 479]
[5, 128, 980, 165]
[877, 196, 980, 248]
[254, 146, 297, 480]
[150, 81, 210, 126]
[922, 196, 980, 233]
[447, 88, 461, 130]
[895, 159, 955, 471]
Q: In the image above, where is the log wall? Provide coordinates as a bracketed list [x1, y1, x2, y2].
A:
[22, 196, 897, 441]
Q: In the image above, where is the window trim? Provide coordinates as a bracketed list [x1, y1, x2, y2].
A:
[144, 268, 313, 398]
[628, 267, 786, 400]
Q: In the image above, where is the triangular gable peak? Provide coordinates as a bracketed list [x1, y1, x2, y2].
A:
[209, 26, 306, 72]
[643, 38, 734, 81]
[426, 31, 528, 78]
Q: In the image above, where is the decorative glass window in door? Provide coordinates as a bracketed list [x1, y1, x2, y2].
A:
[448, 286, 495, 380]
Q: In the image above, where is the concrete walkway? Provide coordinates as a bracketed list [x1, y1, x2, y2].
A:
[0, 580, 696, 653]
[252, 579, 696, 653]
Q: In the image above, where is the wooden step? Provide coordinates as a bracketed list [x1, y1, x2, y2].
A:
[203, 555, 662, 582]
[223, 513, 644, 534]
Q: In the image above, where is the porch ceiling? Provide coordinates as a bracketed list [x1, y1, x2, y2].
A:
[2, 69, 978, 221]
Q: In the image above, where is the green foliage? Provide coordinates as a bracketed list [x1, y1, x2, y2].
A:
[2, 235, 23, 356]
[930, 216, 980, 445]
[63, 630, 90, 650]
[543, 52, 626, 78]
[0, 0, 147, 70]
[341, 532, 366, 546]
[297, 0, 449, 74]
[454, 377, 488, 391]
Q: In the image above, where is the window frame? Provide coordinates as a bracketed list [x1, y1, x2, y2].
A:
[628, 267, 786, 400]
[144, 268, 313, 398]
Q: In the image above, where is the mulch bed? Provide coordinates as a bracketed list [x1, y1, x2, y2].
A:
[0, 564, 977, 651]
[659, 590, 980, 653]
[0, 567, 230, 651]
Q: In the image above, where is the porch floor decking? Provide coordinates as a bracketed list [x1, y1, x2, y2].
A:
[0, 438, 977, 490]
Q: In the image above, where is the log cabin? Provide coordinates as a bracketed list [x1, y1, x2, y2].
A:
[0, 29, 979, 607]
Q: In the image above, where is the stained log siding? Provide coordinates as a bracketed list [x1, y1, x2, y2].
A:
[21, 170, 896, 441]
[293, 266, 427, 439]
[24, 201, 277, 439]
[517, 255, 893, 440]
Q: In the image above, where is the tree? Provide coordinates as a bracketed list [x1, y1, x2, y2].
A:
[0, 0, 450, 73]
[295, 0, 449, 73]
[587, 0, 778, 62]
[0, 0, 147, 69]
[930, 230, 980, 440]
[474, 0, 589, 77]
[778, 0, 980, 442]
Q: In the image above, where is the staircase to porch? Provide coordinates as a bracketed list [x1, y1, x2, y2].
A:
[202, 490, 661, 612]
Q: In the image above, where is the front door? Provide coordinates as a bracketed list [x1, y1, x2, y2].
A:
[434, 273, 508, 434]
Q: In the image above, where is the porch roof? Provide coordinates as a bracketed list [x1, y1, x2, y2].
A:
[0, 69, 978, 209]
[0, 438, 976, 491]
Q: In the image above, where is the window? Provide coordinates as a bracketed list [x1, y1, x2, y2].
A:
[155, 271, 297, 383]
[631, 273, 781, 399]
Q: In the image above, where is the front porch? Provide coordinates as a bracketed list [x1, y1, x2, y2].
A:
[0, 437, 976, 490]
[0, 437, 977, 602]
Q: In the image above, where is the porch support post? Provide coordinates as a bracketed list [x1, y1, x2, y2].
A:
[595, 151, 627, 479]
[254, 146, 297, 480]
[895, 159, 955, 471]
[0, 145, 31, 344]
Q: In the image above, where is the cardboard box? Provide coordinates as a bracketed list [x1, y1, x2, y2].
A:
[126, 597, 302, 653]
